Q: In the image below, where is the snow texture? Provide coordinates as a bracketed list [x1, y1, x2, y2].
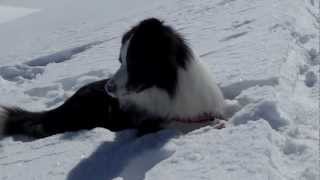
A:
[0, 0, 319, 179]
[0, 5, 39, 24]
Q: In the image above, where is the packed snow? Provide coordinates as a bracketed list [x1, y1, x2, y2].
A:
[0, 0, 319, 180]
[0, 5, 39, 24]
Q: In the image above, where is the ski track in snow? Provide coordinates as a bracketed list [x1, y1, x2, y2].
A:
[0, 0, 319, 179]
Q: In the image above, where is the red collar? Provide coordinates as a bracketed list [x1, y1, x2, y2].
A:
[173, 113, 215, 124]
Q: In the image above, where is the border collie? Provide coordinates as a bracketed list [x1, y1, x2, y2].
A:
[0, 18, 225, 138]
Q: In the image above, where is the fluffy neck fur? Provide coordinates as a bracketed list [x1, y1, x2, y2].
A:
[119, 58, 225, 120]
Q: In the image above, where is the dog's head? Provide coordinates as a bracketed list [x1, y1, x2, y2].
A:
[105, 18, 192, 99]
[105, 18, 225, 120]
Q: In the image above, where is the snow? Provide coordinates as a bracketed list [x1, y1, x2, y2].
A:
[0, 0, 319, 180]
[305, 71, 317, 87]
[0, 5, 39, 24]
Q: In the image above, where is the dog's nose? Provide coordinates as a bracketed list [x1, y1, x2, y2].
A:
[105, 80, 116, 94]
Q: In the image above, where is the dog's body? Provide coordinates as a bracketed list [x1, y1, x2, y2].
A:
[0, 18, 225, 138]
[1, 79, 164, 137]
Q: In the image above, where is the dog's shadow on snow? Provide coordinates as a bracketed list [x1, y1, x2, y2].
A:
[66, 130, 176, 180]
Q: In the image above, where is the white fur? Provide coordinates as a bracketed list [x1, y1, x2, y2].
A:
[107, 38, 131, 97]
[120, 38, 130, 66]
[119, 58, 225, 120]
[0, 107, 8, 136]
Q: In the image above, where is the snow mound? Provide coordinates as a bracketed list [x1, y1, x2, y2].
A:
[146, 120, 317, 180]
[231, 100, 289, 130]
[0, 64, 44, 82]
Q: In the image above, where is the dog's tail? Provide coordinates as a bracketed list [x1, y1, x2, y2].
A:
[0, 106, 51, 138]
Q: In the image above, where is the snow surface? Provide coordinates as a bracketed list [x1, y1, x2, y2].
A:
[0, 0, 319, 179]
[0, 5, 39, 24]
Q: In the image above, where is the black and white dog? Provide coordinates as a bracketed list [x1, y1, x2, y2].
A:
[0, 18, 225, 138]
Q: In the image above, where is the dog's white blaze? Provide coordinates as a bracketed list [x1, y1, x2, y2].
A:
[0, 107, 8, 136]
[119, 58, 225, 119]
[109, 38, 131, 97]
[120, 38, 130, 66]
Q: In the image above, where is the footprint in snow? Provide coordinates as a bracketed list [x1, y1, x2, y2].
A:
[304, 71, 317, 87]
[0, 40, 108, 83]
[307, 48, 320, 66]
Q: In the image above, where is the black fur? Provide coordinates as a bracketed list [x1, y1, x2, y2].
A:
[2, 79, 163, 138]
[123, 18, 192, 96]
[1, 18, 193, 138]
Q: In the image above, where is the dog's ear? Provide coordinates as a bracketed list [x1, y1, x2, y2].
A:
[127, 18, 174, 63]
[138, 18, 164, 28]
[125, 18, 191, 96]
[133, 18, 191, 67]
[122, 18, 163, 45]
